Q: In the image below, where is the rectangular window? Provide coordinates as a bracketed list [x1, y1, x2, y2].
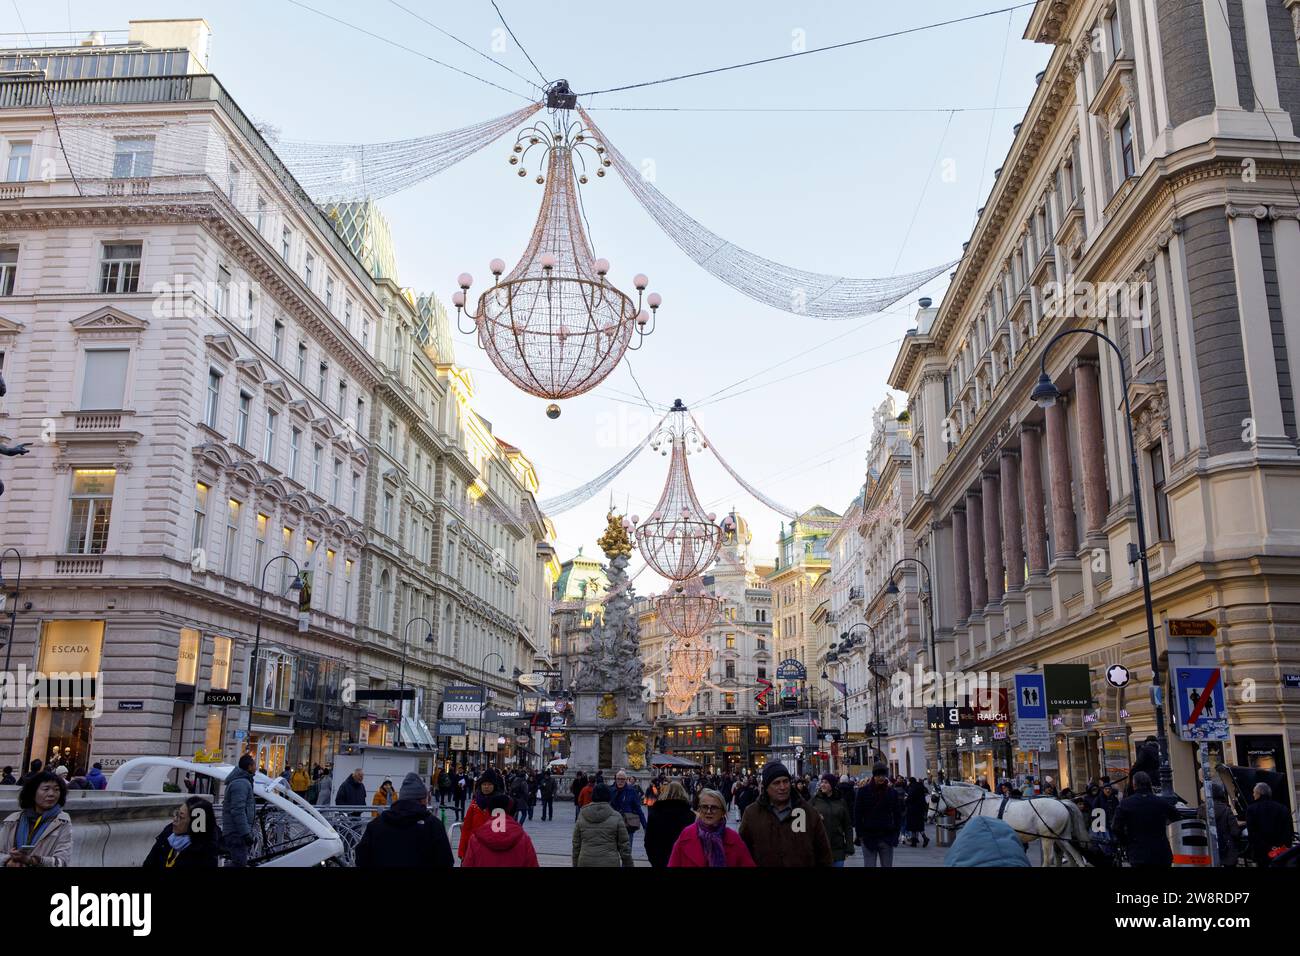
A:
[66, 468, 116, 554]
[355, 397, 366, 436]
[1119, 114, 1136, 179]
[383, 492, 394, 536]
[112, 136, 154, 178]
[281, 526, 294, 590]
[361, 317, 369, 350]
[5, 141, 31, 181]
[725, 660, 736, 680]
[304, 252, 314, 288]
[227, 162, 239, 201]
[272, 319, 284, 362]
[256, 196, 267, 232]
[211, 635, 232, 691]
[344, 298, 353, 333]
[331, 458, 342, 507]
[243, 286, 255, 334]
[386, 418, 396, 454]
[0, 246, 16, 296]
[337, 380, 347, 417]
[253, 512, 268, 581]
[351, 472, 360, 516]
[289, 427, 302, 480]
[223, 499, 241, 578]
[99, 242, 142, 293]
[1150, 443, 1172, 541]
[263, 408, 277, 463]
[193, 481, 209, 553]
[312, 444, 323, 494]
[325, 276, 334, 312]
[344, 559, 354, 616]
[296, 341, 307, 380]
[317, 361, 328, 400]
[726, 633, 736, 650]
[80, 348, 129, 409]
[205, 368, 222, 429]
[236, 390, 252, 447]
[214, 264, 231, 317]
[1107, 12, 1122, 58]
[1134, 286, 1152, 359]
[324, 549, 335, 615]
[281, 226, 291, 262]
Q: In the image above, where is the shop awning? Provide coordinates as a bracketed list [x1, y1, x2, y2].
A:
[398, 716, 437, 749]
[650, 753, 702, 768]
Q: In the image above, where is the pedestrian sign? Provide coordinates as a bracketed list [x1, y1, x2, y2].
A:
[1173, 667, 1229, 741]
[1014, 674, 1047, 720]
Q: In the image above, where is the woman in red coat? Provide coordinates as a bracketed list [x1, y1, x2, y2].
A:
[667, 789, 755, 868]
[463, 794, 539, 867]
[457, 769, 508, 861]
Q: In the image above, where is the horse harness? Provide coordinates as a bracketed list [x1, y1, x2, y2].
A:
[936, 789, 1085, 847]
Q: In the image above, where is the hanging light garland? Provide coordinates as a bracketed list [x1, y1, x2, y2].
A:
[452, 112, 661, 416]
[655, 576, 721, 641]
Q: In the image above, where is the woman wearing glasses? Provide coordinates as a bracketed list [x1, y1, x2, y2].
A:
[667, 788, 754, 868]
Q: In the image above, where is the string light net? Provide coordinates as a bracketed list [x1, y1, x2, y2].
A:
[634, 412, 722, 581]
[655, 577, 720, 641]
[577, 105, 955, 319]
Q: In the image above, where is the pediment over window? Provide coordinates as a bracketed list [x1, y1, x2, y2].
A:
[204, 333, 240, 363]
[236, 358, 267, 384]
[263, 379, 294, 404]
[0, 315, 25, 336]
[192, 441, 234, 470]
[70, 306, 149, 335]
[310, 416, 336, 440]
[286, 399, 312, 422]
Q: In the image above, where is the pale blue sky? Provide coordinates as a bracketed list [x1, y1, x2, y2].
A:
[14, 1, 1051, 581]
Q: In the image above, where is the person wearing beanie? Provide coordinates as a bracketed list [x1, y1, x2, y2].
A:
[810, 774, 854, 866]
[458, 768, 510, 860]
[573, 782, 633, 867]
[354, 771, 452, 868]
[854, 764, 903, 867]
[463, 793, 539, 868]
[738, 761, 833, 867]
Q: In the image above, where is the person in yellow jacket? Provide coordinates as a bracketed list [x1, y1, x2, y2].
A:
[290, 764, 311, 797]
[371, 779, 396, 818]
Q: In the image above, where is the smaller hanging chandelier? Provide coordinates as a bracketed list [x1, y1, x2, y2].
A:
[655, 576, 720, 641]
[664, 691, 696, 715]
[668, 639, 714, 684]
[632, 400, 724, 581]
[665, 670, 702, 698]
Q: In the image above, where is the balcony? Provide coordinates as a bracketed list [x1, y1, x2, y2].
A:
[848, 585, 864, 603]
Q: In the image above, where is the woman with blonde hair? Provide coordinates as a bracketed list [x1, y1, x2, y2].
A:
[644, 780, 696, 867]
[668, 788, 754, 868]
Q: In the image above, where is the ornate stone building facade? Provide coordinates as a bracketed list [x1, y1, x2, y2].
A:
[890, 0, 1300, 798]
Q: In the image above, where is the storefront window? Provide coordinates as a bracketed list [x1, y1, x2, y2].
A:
[176, 627, 199, 686]
[211, 636, 231, 690]
[253, 649, 295, 710]
[27, 620, 104, 771]
[754, 726, 771, 747]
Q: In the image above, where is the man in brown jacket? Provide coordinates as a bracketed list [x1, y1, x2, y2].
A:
[738, 761, 833, 867]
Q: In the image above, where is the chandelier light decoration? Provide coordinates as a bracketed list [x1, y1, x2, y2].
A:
[668, 640, 715, 684]
[452, 99, 661, 416]
[632, 400, 725, 581]
[655, 576, 720, 641]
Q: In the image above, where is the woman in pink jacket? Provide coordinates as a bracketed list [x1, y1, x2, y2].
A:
[668, 788, 754, 868]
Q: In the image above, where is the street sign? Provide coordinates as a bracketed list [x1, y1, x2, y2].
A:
[1168, 619, 1217, 638]
[117, 701, 144, 711]
[1173, 666, 1229, 741]
[1285, 674, 1300, 689]
[1014, 674, 1047, 720]
[1105, 664, 1130, 689]
[234, 729, 247, 741]
[204, 691, 241, 706]
[436, 720, 466, 737]
[517, 673, 546, 688]
[490, 709, 522, 720]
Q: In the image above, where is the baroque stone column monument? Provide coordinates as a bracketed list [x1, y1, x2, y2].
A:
[566, 512, 652, 775]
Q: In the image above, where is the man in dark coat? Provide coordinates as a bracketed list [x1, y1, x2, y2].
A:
[1245, 782, 1295, 866]
[571, 772, 589, 820]
[539, 771, 557, 821]
[854, 765, 903, 866]
[335, 767, 367, 814]
[1126, 737, 1161, 796]
[354, 772, 453, 868]
[905, 778, 930, 847]
[221, 754, 258, 867]
[1111, 771, 1181, 866]
[738, 761, 833, 867]
[734, 776, 759, 819]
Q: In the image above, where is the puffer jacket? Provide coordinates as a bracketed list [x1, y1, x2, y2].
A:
[809, 792, 854, 862]
[572, 801, 633, 867]
[462, 814, 539, 867]
[738, 791, 833, 867]
[221, 766, 257, 842]
[354, 799, 453, 868]
[945, 816, 1030, 867]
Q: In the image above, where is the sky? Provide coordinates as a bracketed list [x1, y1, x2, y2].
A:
[12, 0, 1051, 586]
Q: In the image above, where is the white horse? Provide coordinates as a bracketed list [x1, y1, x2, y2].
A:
[930, 782, 1091, 867]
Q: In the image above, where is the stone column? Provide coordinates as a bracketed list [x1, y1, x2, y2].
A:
[981, 471, 1003, 605]
[1000, 451, 1025, 590]
[1045, 400, 1078, 559]
[951, 507, 971, 623]
[965, 489, 988, 613]
[1020, 425, 1048, 576]
[1073, 360, 1110, 536]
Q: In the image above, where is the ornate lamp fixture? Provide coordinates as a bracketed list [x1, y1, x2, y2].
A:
[632, 400, 724, 581]
[664, 691, 696, 715]
[655, 576, 720, 641]
[668, 639, 714, 684]
[452, 115, 661, 417]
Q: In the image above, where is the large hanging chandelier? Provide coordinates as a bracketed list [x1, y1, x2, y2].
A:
[664, 692, 696, 715]
[655, 576, 720, 641]
[452, 104, 661, 417]
[632, 400, 724, 581]
[669, 641, 715, 684]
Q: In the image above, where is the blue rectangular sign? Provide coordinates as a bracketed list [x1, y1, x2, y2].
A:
[1172, 666, 1228, 741]
[1014, 674, 1047, 721]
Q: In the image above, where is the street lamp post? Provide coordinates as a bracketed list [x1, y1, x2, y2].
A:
[396, 616, 434, 747]
[0, 549, 22, 734]
[837, 622, 878, 769]
[885, 557, 942, 783]
[478, 652, 505, 771]
[245, 555, 303, 744]
[1031, 328, 1174, 800]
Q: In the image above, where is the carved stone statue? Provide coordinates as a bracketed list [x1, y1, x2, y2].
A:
[572, 514, 644, 699]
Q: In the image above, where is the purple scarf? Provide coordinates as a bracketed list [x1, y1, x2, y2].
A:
[695, 818, 727, 868]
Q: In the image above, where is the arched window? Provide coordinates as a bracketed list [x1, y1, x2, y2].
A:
[376, 569, 391, 630]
